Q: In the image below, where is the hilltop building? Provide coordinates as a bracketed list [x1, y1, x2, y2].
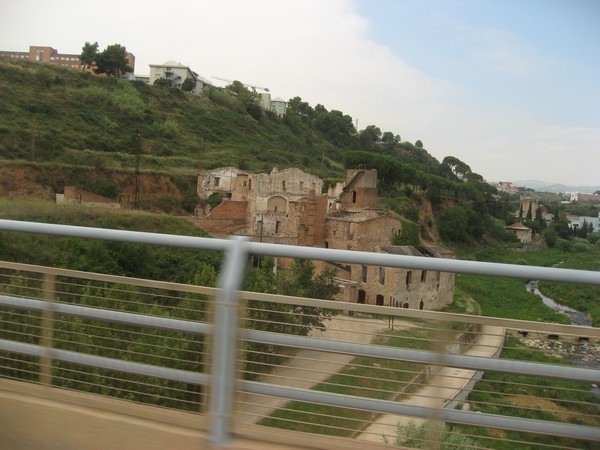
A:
[259, 93, 288, 116]
[147, 60, 214, 93]
[0, 45, 135, 74]
[506, 222, 532, 243]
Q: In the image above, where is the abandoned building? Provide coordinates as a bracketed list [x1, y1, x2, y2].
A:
[195, 166, 455, 310]
[332, 245, 455, 309]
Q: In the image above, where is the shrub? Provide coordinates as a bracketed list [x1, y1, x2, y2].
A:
[153, 119, 179, 139]
[587, 232, 600, 244]
[556, 238, 571, 252]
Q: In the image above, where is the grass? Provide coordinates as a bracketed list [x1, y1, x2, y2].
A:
[258, 245, 600, 443]
[450, 337, 600, 450]
[0, 58, 345, 180]
[457, 245, 600, 325]
[258, 324, 462, 437]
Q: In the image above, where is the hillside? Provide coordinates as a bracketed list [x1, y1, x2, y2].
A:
[0, 58, 440, 178]
[0, 58, 519, 247]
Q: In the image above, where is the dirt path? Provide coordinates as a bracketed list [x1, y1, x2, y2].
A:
[356, 324, 505, 444]
[235, 315, 412, 425]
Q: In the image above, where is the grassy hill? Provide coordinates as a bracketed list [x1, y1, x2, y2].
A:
[0, 58, 522, 246]
[0, 58, 443, 178]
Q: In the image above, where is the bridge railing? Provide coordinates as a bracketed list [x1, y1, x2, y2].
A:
[0, 219, 599, 449]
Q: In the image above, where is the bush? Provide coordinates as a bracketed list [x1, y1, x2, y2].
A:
[556, 238, 571, 252]
[587, 232, 600, 244]
[153, 119, 179, 138]
[573, 241, 591, 253]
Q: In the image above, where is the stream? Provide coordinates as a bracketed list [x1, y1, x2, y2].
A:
[526, 281, 592, 327]
[525, 281, 599, 369]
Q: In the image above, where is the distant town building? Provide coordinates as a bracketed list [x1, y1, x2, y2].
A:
[0, 45, 135, 74]
[565, 214, 600, 232]
[492, 181, 518, 195]
[506, 222, 532, 243]
[568, 192, 600, 204]
[519, 197, 539, 218]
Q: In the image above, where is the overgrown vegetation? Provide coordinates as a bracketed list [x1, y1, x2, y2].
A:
[0, 57, 526, 246]
[0, 200, 341, 407]
[451, 337, 600, 450]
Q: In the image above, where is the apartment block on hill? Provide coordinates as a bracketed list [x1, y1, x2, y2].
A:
[148, 60, 214, 93]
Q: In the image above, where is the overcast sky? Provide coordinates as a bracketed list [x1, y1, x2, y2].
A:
[2, 0, 599, 186]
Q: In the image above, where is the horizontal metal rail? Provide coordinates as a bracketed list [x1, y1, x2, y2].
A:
[1, 336, 598, 442]
[0, 339, 207, 386]
[1, 219, 600, 448]
[2, 293, 597, 383]
[2, 219, 600, 284]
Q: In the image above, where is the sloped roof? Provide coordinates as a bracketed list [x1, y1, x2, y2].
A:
[506, 222, 530, 231]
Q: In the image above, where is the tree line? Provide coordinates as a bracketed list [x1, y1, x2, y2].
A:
[80, 41, 132, 77]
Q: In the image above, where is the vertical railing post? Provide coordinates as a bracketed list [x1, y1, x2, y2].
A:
[209, 236, 249, 447]
[39, 272, 56, 386]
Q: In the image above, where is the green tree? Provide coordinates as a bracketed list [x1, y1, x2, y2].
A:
[437, 206, 469, 243]
[153, 78, 173, 88]
[287, 96, 314, 117]
[415, 140, 423, 148]
[359, 125, 382, 149]
[181, 78, 197, 92]
[381, 131, 399, 145]
[94, 44, 131, 77]
[277, 259, 338, 334]
[79, 41, 98, 70]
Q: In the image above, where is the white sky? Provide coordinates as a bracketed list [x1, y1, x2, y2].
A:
[1, 0, 599, 186]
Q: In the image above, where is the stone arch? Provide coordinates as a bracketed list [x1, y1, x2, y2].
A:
[376, 294, 384, 306]
[267, 196, 287, 213]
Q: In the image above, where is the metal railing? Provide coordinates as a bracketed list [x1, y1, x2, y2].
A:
[1, 219, 599, 449]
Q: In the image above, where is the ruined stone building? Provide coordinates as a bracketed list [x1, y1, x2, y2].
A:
[195, 166, 455, 310]
[196, 167, 323, 244]
[333, 245, 455, 310]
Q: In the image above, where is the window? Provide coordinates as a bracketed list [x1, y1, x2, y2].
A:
[282, 180, 286, 190]
[376, 295, 384, 306]
[300, 181, 304, 190]
[352, 190, 357, 203]
[214, 177, 220, 186]
[275, 221, 281, 233]
[379, 267, 385, 285]
[361, 265, 367, 283]
[421, 270, 427, 283]
[406, 271, 412, 287]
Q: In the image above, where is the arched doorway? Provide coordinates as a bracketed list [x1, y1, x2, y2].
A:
[357, 290, 366, 304]
[376, 294, 384, 306]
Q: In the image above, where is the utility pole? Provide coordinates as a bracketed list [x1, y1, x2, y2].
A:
[30, 118, 36, 161]
[133, 132, 141, 209]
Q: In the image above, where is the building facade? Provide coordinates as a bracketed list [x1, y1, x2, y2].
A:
[148, 60, 208, 93]
[194, 166, 455, 310]
[0, 45, 135, 74]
